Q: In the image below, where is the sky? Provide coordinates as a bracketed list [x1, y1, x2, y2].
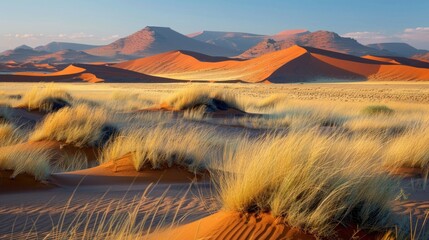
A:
[0, 0, 428, 51]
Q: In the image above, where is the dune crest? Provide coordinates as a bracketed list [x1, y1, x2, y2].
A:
[115, 45, 429, 82]
[152, 211, 381, 240]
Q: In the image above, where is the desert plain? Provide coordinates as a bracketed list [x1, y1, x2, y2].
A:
[1, 80, 429, 239]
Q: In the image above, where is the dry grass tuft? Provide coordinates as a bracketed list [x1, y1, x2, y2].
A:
[0, 145, 52, 180]
[384, 126, 429, 171]
[29, 104, 116, 147]
[162, 86, 239, 111]
[0, 123, 25, 147]
[362, 105, 394, 116]
[100, 124, 226, 173]
[18, 84, 72, 112]
[214, 131, 397, 236]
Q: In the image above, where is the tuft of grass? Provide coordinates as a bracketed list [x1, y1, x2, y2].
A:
[29, 104, 116, 147]
[162, 86, 239, 111]
[100, 124, 226, 173]
[0, 123, 25, 147]
[362, 105, 394, 116]
[214, 131, 397, 237]
[18, 84, 72, 112]
[384, 126, 429, 171]
[0, 145, 52, 180]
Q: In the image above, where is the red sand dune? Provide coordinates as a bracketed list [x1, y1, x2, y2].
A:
[50, 153, 205, 187]
[151, 211, 381, 240]
[0, 141, 97, 192]
[115, 45, 429, 82]
[0, 63, 178, 83]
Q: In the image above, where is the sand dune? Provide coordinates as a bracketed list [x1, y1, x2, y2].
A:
[0, 63, 177, 83]
[115, 45, 429, 82]
[51, 153, 205, 187]
[151, 211, 382, 240]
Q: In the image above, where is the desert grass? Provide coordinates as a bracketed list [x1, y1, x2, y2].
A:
[384, 126, 429, 171]
[214, 131, 398, 237]
[29, 104, 114, 147]
[362, 105, 395, 116]
[0, 145, 52, 180]
[0, 123, 25, 147]
[17, 84, 72, 112]
[161, 85, 290, 114]
[100, 123, 227, 173]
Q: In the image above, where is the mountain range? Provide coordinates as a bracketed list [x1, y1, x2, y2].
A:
[0, 26, 428, 64]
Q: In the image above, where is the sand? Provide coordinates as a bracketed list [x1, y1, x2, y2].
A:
[115, 45, 429, 82]
[0, 63, 177, 83]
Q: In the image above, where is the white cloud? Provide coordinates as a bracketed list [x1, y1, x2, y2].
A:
[341, 31, 397, 44]
[2, 32, 119, 42]
[342, 27, 429, 49]
[400, 27, 429, 41]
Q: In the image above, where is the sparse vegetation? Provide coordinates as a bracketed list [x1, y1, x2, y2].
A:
[100, 124, 227, 173]
[362, 105, 394, 116]
[29, 104, 116, 147]
[0, 145, 52, 180]
[2, 83, 429, 239]
[18, 84, 73, 112]
[214, 132, 397, 236]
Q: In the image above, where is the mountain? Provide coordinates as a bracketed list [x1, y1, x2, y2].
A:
[367, 43, 429, 62]
[85, 26, 237, 58]
[25, 49, 109, 64]
[35, 42, 99, 52]
[187, 31, 267, 53]
[114, 45, 429, 82]
[187, 29, 309, 53]
[270, 29, 310, 41]
[15, 45, 33, 50]
[239, 31, 392, 58]
[0, 48, 49, 63]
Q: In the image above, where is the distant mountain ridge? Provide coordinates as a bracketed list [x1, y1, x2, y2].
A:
[367, 43, 429, 62]
[85, 26, 238, 57]
[187, 31, 267, 53]
[35, 42, 99, 52]
[187, 29, 309, 54]
[239, 31, 393, 58]
[1, 26, 428, 64]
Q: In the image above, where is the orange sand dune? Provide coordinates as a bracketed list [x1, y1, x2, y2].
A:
[0, 141, 97, 192]
[0, 63, 177, 83]
[362, 55, 401, 64]
[115, 45, 429, 82]
[76, 73, 104, 83]
[50, 154, 205, 187]
[13, 64, 86, 76]
[0, 171, 52, 193]
[151, 211, 381, 240]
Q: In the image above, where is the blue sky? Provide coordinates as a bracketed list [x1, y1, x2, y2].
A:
[1, 0, 428, 51]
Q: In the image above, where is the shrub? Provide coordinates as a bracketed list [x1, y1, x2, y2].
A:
[362, 105, 394, 116]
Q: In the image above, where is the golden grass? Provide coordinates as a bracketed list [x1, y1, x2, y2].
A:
[3, 83, 429, 238]
[0, 123, 25, 147]
[384, 126, 429, 171]
[0, 145, 52, 180]
[29, 104, 112, 147]
[214, 131, 397, 236]
[18, 84, 72, 112]
[100, 124, 226, 173]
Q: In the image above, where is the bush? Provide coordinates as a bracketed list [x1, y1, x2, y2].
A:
[362, 105, 394, 116]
